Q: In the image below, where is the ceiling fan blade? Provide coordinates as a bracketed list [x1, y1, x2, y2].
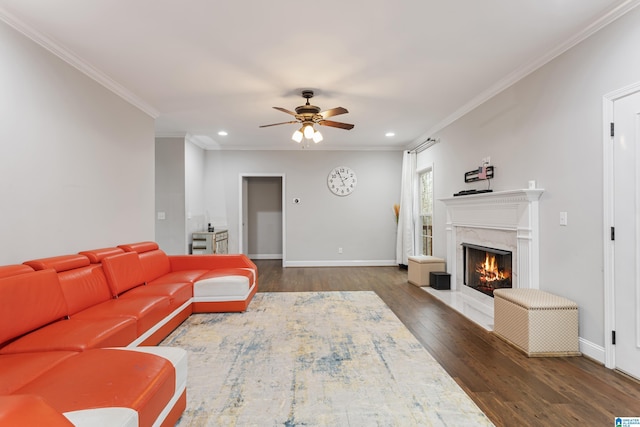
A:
[259, 120, 299, 128]
[273, 106, 297, 116]
[318, 120, 354, 130]
[320, 107, 348, 119]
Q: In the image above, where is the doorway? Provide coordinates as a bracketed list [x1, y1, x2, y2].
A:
[604, 82, 640, 380]
[239, 174, 285, 265]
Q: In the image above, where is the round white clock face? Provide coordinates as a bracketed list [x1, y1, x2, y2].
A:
[327, 166, 357, 196]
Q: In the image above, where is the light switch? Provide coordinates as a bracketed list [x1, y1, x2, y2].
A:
[157, 211, 166, 220]
[560, 212, 568, 226]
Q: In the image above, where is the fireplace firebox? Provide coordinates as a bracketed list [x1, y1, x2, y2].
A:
[462, 243, 512, 297]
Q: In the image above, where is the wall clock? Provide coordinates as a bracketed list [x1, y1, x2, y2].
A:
[327, 166, 357, 196]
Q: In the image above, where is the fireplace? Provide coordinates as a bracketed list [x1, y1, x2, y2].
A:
[431, 189, 544, 330]
[462, 243, 512, 297]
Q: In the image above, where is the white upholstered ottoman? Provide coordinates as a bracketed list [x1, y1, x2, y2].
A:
[407, 256, 446, 287]
[493, 289, 580, 357]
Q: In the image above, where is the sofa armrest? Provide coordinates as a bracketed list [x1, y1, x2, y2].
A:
[168, 254, 256, 272]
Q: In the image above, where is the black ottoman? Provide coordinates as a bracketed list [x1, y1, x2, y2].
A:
[429, 272, 451, 290]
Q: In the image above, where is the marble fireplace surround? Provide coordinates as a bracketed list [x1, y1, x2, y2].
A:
[425, 189, 544, 330]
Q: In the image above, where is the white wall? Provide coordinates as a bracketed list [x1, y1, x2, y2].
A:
[155, 137, 186, 254]
[417, 6, 640, 353]
[205, 150, 403, 265]
[0, 20, 155, 264]
[155, 137, 206, 254]
[185, 139, 206, 243]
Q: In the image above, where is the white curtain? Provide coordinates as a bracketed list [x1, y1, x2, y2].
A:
[396, 150, 417, 266]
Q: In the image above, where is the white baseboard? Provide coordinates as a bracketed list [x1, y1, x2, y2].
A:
[579, 337, 605, 364]
[248, 254, 282, 260]
[284, 259, 397, 267]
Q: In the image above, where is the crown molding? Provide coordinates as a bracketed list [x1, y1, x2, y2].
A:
[0, 7, 159, 118]
[186, 134, 220, 150]
[215, 144, 404, 151]
[413, 0, 640, 145]
[155, 133, 404, 151]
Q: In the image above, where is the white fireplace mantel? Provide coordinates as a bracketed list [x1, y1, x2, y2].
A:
[441, 189, 544, 292]
[422, 189, 544, 330]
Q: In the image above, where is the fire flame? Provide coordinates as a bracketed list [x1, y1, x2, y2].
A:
[476, 253, 510, 283]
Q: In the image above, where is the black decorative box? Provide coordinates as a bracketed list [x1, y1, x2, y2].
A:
[430, 272, 451, 290]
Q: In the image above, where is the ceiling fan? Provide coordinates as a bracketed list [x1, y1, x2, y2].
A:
[259, 90, 354, 143]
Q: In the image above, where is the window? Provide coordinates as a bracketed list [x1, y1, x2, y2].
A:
[419, 168, 433, 255]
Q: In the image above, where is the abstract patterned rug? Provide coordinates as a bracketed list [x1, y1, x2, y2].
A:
[161, 291, 494, 426]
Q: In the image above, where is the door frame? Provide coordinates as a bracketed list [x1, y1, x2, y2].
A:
[238, 173, 286, 266]
[603, 80, 640, 370]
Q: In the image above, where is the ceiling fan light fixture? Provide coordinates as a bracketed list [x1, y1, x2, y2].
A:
[292, 129, 303, 143]
[303, 124, 315, 139]
[313, 130, 323, 143]
[260, 90, 354, 144]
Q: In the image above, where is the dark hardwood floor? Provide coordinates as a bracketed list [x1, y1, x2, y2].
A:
[255, 260, 640, 427]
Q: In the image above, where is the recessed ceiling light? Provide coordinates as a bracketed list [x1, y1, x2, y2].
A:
[385, 132, 395, 137]
[218, 131, 228, 136]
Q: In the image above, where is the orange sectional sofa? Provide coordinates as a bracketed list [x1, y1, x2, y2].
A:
[0, 241, 257, 426]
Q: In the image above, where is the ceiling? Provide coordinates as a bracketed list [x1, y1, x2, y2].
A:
[0, 0, 636, 150]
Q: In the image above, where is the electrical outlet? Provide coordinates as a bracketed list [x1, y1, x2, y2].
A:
[338, 247, 343, 254]
[560, 212, 568, 226]
[482, 156, 491, 166]
[157, 211, 166, 220]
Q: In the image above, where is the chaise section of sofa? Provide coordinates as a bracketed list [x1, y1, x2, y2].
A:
[0, 341, 185, 426]
[9, 348, 185, 427]
[116, 241, 258, 313]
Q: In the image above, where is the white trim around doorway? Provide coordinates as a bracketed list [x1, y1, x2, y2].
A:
[238, 173, 286, 266]
[602, 80, 640, 370]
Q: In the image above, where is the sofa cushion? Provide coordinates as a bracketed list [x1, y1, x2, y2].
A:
[15, 348, 176, 427]
[23, 254, 114, 315]
[73, 295, 171, 336]
[0, 317, 137, 354]
[115, 347, 188, 419]
[78, 247, 125, 264]
[23, 254, 90, 273]
[0, 351, 77, 394]
[120, 282, 192, 311]
[0, 395, 74, 426]
[138, 249, 172, 283]
[149, 270, 208, 285]
[101, 252, 145, 295]
[57, 265, 113, 316]
[0, 264, 34, 279]
[0, 269, 68, 347]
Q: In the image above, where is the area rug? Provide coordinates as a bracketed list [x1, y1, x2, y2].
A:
[161, 291, 494, 426]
